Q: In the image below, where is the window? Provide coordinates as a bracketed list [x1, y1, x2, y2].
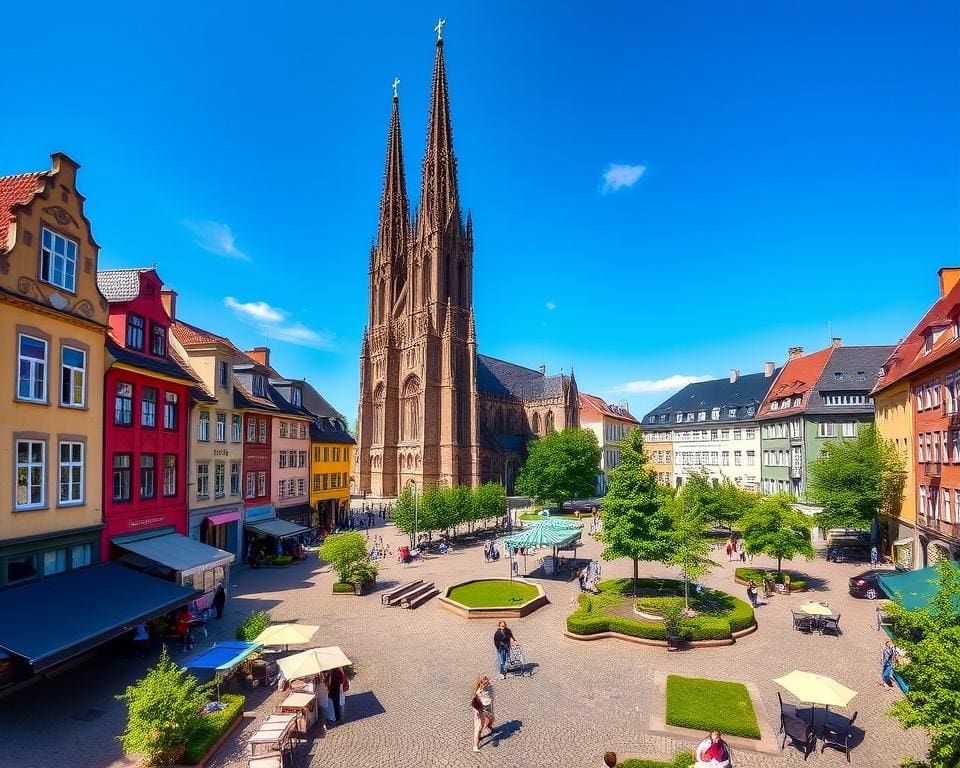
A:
[313, 474, 322, 492]
[198, 410, 210, 442]
[790, 419, 801, 438]
[164, 392, 179, 429]
[697, 411, 706, 422]
[685, 413, 694, 422]
[733, 429, 742, 441]
[112, 454, 132, 501]
[60, 346, 86, 407]
[196, 463, 210, 500]
[710, 430, 718, 441]
[279, 452, 288, 469]
[344, 448, 350, 464]
[216, 413, 226, 443]
[279, 421, 289, 438]
[323, 447, 330, 462]
[134, 387, 156, 428]
[126, 314, 145, 350]
[734, 451, 742, 466]
[842, 421, 858, 438]
[247, 416, 256, 442]
[219, 361, 230, 388]
[834, 371, 844, 381]
[214, 462, 225, 498]
[322, 474, 329, 490]
[771, 401, 779, 411]
[259, 419, 267, 443]
[819, 422, 837, 438]
[230, 462, 241, 495]
[746, 450, 755, 466]
[40, 228, 78, 291]
[298, 451, 308, 468]
[7, 554, 38, 584]
[58, 442, 84, 504]
[18, 334, 47, 402]
[944, 489, 952, 524]
[299, 423, 307, 439]
[253, 374, 266, 397]
[140, 454, 156, 499]
[856, 371, 866, 381]
[43, 549, 67, 576]
[71, 543, 92, 568]
[745, 429, 754, 440]
[231, 414, 242, 443]
[257, 471, 266, 496]
[163, 455, 176, 496]
[246, 472, 255, 499]
[16, 440, 45, 509]
[113, 382, 133, 425]
[675, 413, 683, 423]
[721, 430, 729, 441]
[150, 323, 166, 356]
[288, 450, 297, 467]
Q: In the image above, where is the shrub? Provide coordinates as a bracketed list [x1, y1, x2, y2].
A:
[726, 598, 757, 633]
[332, 582, 355, 593]
[345, 559, 379, 585]
[666, 675, 761, 739]
[735, 567, 806, 591]
[116, 647, 212, 765]
[318, 532, 368, 582]
[274, 554, 293, 566]
[180, 694, 245, 764]
[680, 616, 730, 641]
[235, 610, 270, 642]
[618, 753, 694, 768]
[635, 597, 684, 616]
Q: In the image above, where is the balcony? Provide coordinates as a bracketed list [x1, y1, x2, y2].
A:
[917, 512, 960, 542]
[789, 466, 802, 480]
[940, 403, 960, 428]
[924, 461, 942, 478]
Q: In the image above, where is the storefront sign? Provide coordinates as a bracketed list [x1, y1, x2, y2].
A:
[128, 515, 167, 529]
[245, 504, 275, 522]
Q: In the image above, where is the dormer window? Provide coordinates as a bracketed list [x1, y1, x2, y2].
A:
[697, 410, 706, 421]
[126, 315, 145, 351]
[40, 228, 78, 292]
[252, 374, 266, 397]
[834, 372, 844, 381]
[675, 413, 683, 423]
[746, 406, 755, 417]
[771, 401, 779, 411]
[219, 361, 230, 388]
[727, 407, 737, 418]
[685, 413, 694, 422]
[150, 323, 166, 357]
[648, 415, 656, 424]
[660, 414, 667, 423]
[711, 408, 720, 420]
[291, 388, 302, 408]
[856, 371, 866, 381]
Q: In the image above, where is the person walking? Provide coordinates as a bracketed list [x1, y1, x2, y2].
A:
[746, 582, 759, 608]
[471, 675, 496, 752]
[328, 666, 349, 721]
[175, 606, 194, 651]
[880, 639, 897, 688]
[493, 621, 516, 679]
[871, 546, 879, 567]
[213, 584, 226, 620]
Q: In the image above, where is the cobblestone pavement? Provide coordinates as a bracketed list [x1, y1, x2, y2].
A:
[0, 517, 928, 768]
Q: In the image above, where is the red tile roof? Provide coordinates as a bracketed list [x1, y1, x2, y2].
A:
[874, 277, 960, 393]
[578, 392, 639, 424]
[0, 171, 49, 249]
[170, 320, 240, 352]
[757, 347, 833, 419]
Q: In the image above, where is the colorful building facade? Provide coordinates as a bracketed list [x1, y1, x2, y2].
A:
[303, 380, 354, 529]
[578, 393, 639, 494]
[872, 378, 916, 566]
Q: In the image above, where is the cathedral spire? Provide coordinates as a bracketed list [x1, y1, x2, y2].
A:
[418, 34, 461, 238]
[376, 85, 409, 261]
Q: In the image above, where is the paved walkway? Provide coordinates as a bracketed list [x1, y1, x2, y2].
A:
[0, 518, 927, 768]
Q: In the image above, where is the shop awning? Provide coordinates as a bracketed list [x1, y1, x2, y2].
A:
[184, 641, 262, 675]
[245, 518, 310, 539]
[0, 563, 200, 672]
[114, 533, 234, 578]
[206, 511, 242, 526]
[878, 564, 960, 611]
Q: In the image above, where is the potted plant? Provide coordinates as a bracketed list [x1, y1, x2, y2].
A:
[348, 561, 379, 595]
[661, 600, 684, 651]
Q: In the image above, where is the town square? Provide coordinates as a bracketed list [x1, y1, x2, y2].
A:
[0, 3, 958, 768]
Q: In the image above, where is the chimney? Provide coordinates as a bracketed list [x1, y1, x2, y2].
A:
[788, 346, 805, 360]
[247, 346, 271, 367]
[729, 369, 740, 383]
[831, 337, 842, 349]
[764, 361, 775, 378]
[538, 364, 546, 375]
[938, 267, 960, 297]
[161, 289, 177, 321]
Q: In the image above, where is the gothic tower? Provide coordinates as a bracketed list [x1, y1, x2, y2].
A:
[357, 35, 480, 495]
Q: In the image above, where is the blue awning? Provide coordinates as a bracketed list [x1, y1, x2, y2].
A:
[0, 563, 200, 671]
[184, 641, 262, 676]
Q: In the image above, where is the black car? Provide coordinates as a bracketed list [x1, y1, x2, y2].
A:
[848, 569, 891, 600]
[826, 544, 873, 563]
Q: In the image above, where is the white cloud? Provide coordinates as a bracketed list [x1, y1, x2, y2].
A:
[224, 296, 285, 323]
[545, 301, 557, 310]
[601, 163, 646, 194]
[612, 374, 713, 394]
[184, 220, 250, 261]
[267, 322, 335, 350]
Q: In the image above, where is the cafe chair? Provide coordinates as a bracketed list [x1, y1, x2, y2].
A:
[781, 714, 816, 760]
[821, 710, 857, 762]
[820, 614, 842, 636]
[777, 691, 797, 733]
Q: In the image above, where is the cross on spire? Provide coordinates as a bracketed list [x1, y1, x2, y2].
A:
[392, 77, 400, 99]
[434, 17, 446, 41]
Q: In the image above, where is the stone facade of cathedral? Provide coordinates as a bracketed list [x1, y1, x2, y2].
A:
[355, 37, 579, 497]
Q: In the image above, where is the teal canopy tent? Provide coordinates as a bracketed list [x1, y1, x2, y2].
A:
[504, 524, 581, 578]
[877, 564, 959, 611]
[523, 518, 582, 531]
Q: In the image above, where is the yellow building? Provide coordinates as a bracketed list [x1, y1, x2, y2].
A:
[303, 380, 354, 529]
[641, 428, 674, 487]
[0, 154, 108, 586]
[873, 376, 917, 568]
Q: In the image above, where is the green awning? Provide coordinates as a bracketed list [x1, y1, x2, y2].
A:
[878, 564, 960, 611]
[524, 518, 582, 530]
[504, 525, 580, 550]
[0, 563, 200, 671]
[245, 517, 310, 539]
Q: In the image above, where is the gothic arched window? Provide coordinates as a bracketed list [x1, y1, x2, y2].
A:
[532, 412, 541, 436]
[400, 376, 421, 442]
[373, 384, 384, 444]
[545, 411, 555, 433]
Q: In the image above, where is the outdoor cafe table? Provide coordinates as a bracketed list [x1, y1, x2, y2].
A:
[248, 713, 298, 754]
[278, 693, 318, 735]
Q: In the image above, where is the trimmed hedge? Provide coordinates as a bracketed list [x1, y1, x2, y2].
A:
[666, 675, 761, 739]
[566, 579, 755, 643]
[182, 694, 245, 764]
[235, 610, 270, 642]
[735, 567, 807, 592]
[332, 582, 355, 593]
[619, 754, 694, 768]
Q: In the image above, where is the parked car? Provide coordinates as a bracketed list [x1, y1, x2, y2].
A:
[848, 570, 891, 600]
[826, 544, 873, 563]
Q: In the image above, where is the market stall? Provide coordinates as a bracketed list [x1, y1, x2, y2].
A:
[184, 640, 263, 698]
[244, 506, 312, 566]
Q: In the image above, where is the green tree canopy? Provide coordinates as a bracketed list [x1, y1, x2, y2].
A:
[663, 490, 715, 610]
[807, 423, 904, 531]
[598, 429, 673, 594]
[887, 560, 960, 768]
[739, 493, 815, 574]
[679, 471, 757, 529]
[515, 427, 601, 509]
[318, 532, 369, 582]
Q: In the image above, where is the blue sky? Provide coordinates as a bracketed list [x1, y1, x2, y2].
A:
[2, 2, 958, 420]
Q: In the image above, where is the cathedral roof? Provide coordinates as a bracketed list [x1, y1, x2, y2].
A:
[477, 354, 568, 401]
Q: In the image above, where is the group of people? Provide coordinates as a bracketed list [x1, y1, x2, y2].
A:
[483, 541, 501, 562]
[724, 537, 748, 563]
[368, 534, 392, 560]
[578, 560, 602, 592]
[588, 507, 603, 535]
[280, 665, 350, 730]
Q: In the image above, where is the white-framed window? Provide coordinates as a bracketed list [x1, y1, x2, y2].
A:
[16, 440, 45, 509]
[60, 346, 86, 407]
[722, 451, 730, 466]
[298, 450, 308, 468]
[944, 489, 952, 524]
[279, 421, 289, 438]
[247, 416, 256, 442]
[745, 429, 754, 440]
[196, 463, 210, 499]
[257, 471, 266, 496]
[771, 401, 779, 411]
[279, 452, 288, 469]
[259, 419, 267, 443]
[58, 441, 84, 504]
[230, 462, 241, 496]
[231, 414, 242, 443]
[721, 430, 729, 440]
[841, 421, 858, 438]
[746, 450, 755, 466]
[216, 413, 226, 443]
[733, 429, 742, 441]
[214, 462, 225, 498]
[163, 455, 177, 496]
[112, 453, 132, 501]
[819, 422, 837, 438]
[299, 423, 307, 439]
[198, 410, 210, 442]
[676, 413, 683, 423]
[734, 451, 742, 466]
[40, 227, 78, 292]
[18, 334, 47, 402]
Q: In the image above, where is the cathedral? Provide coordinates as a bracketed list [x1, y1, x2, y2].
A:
[356, 31, 579, 497]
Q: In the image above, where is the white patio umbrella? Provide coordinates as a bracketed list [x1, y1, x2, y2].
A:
[277, 646, 352, 682]
[774, 670, 857, 724]
[253, 623, 320, 650]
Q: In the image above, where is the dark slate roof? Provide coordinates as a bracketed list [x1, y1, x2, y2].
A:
[267, 383, 314, 419]
[300, 380, 344, 422]
[805, 345, 895, 415]
[309, 421, 356, 445]
[477, 355, 567, 401]
[106, 339, 195, 383]
[96, 268, 154, 302]
[232, 378, 277, 413]
[641, 369, 780, 427]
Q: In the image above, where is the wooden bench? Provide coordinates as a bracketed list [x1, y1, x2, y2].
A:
[386, 581, 428, 607]
[381, 579, 423, 606]
[402, 585, 439, 609]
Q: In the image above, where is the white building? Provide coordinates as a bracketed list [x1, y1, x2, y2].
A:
[579, 393, 640, 494]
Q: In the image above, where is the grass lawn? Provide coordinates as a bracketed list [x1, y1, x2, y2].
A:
[665, 675, 761, 739]
[447, 579, 539, 607]
[619, 755, 693, 768]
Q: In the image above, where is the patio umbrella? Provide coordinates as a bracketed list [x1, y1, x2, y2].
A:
[797, 603, 833, 616]
[277, 645, 352, 682]
[774, 670, 857, 724]
[254, 623, 320, 650]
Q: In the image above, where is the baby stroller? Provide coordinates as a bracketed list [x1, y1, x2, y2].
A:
[503, 644, 529, 677]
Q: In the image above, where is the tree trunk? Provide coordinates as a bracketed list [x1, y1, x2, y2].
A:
[633, 558, 639, 596]
[683, 568, 690, 611]
[777, 555, 782, 575]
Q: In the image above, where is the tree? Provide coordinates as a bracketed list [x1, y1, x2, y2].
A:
[807, 423, 904, 531]
[473, 482, 507, 525]
[739, 493, 815, 574]
[318, 532, 369, 582]
[663, 492, 715, 611]
[116, 646, 211, 765]
[393, 488, 415, 543]
[887, 561, 960, 768]
[515, 427, 600, 510]
[598, 429, 673, 594]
